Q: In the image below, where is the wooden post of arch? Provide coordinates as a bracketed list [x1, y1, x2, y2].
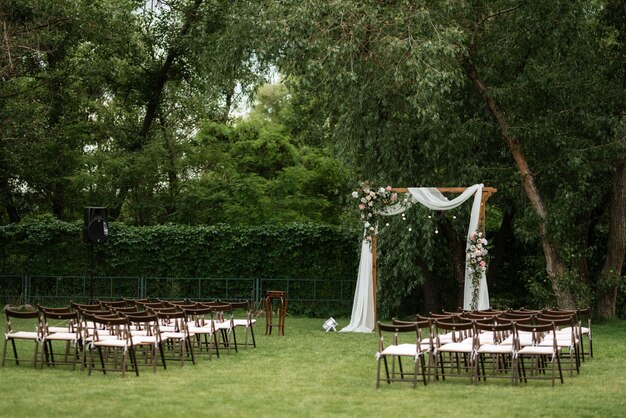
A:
[371, 186, 497, 327]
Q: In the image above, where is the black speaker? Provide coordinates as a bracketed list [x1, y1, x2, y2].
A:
[83, 207, 109, 244]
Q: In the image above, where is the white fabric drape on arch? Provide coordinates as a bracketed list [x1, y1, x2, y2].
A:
[340, 184, 489, 333]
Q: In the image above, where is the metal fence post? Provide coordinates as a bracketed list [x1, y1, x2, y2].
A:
[22, 275, 31, 305]
[138, 276, 145, 299]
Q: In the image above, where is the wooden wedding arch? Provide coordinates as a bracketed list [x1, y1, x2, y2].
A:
[370, 186, 497, 323]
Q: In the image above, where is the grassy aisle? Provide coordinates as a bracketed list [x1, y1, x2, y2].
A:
[1, 317, 625, 417]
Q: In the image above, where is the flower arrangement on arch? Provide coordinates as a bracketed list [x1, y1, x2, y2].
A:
[466, 230, 489, 310]
[351, 181, 402, 239]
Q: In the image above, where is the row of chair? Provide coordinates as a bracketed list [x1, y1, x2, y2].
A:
[376, 307, 592, 388]
[2, 298, 257, 377]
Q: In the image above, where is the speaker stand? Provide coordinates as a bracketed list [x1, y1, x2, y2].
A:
[86, 242, 95, 304]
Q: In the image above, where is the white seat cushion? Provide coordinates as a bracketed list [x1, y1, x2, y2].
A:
[518, 346, 556, 356]
[477, 344, 514, 354]
[6, 331, 39, 340]
[233, 319, 256, 326]
[380, 343, 418, 357]
[437, 342, 473, 353]
[93, 339, 129, 348]
[132, 335, 157, 345]
[44, 332, 77, 341]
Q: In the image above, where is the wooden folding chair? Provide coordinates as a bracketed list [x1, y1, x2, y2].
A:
[544, 307, 593, 360]
[39, 308, 80, 370]
[223, 300, 257, 350]
[87, 314, 139, 377]
[183, 306, 219, 358]
[98, 299, 128, 309]
[577, 307, 593, 360]
[2, 306, 42, 368]
[432, 320, 477, 384]
[515, 322, 563, 386]
[376, 322, 429, 388]
[125, 312, 165, 373]
[207, 303, 237, 354]
[474, 321, 516, 384]
[536, 315, 580, 377]
[152, 308, 195, 367]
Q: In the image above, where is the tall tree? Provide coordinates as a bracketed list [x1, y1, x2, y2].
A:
[0, 0, 138, 222]
[260, 0, 625, 313]
[105, 0, 269, 222]
[595, 0, 626, 319]
[458, 0, 625, 314]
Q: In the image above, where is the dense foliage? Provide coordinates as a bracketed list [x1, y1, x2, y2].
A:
[260, 0, 626, 318]
[1, 0, 624, 318]
[0, 0, 351, 226]
[0, 216, 358, 278]
[0, 217, 360, 315]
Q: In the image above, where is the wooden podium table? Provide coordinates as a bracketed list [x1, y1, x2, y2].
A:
[265, 290, 287, 336]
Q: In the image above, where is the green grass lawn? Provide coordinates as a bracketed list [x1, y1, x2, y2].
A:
[1, 317, 625, 418]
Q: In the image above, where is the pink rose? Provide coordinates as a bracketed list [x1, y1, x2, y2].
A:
[385, 185, 391, 191]
[391, 193, 398, 201]
[359, 203, 365, 210]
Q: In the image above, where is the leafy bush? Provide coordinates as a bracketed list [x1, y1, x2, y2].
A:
[0, 217, 360, 316]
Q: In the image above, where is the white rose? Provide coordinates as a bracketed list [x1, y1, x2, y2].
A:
[352, 191, 359, 198]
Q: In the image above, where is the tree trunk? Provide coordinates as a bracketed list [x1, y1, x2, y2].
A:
[439, 218, 466, 310]
[221, 90, 233, 123]
[160, 115, 179, 218]
[413, 256, 441, 314]
[596, 4, 626, 319]
[596, 154, 626, 319]
[0, 177, 20, 223]
[486, 207, 514, 286]
[461, 56, 576, 308]
[421, 269, 440, 314]
[47, 50, 67, 220]
[0, 123, 20, 222]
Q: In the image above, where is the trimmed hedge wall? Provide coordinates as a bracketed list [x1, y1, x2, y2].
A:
[0, 216, 360, 315]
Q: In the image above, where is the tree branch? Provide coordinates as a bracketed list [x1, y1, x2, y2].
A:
[477, 4, 524, 28]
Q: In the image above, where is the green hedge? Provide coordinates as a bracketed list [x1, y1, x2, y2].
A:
[0, 216, 360, 315]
